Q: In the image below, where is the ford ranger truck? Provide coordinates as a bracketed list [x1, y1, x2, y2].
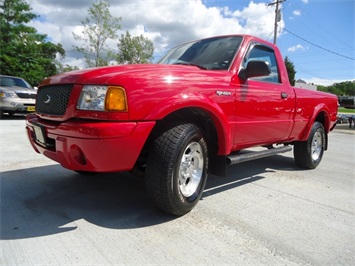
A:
[26, 35, 338, 216]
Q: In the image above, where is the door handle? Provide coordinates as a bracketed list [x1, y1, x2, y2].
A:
[281, 92, 288, 99]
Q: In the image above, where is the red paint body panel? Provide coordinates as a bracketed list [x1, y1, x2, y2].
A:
[26, 114, 155, 172]
[291, 88, 338, 140]
[25, 34, 338, 172]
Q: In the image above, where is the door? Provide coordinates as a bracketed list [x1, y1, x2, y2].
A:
[233, 43, 295, 148]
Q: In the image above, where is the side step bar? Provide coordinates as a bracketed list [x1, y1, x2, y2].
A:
[226, 145, 292, 165]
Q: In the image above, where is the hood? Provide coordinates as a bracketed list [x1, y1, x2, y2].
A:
[0, 85, 37, 95]
[39, 64, 221, 86]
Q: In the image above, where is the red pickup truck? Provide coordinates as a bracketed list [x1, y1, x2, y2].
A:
[26, 35, 338, 215]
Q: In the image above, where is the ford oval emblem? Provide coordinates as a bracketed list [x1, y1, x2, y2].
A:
[44, 95, 51, 104]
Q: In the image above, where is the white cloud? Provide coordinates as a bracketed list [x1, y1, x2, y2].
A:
[288, 44, 306, 52]
[303, 78, 353, 86]
[293, 10, 301, 16]
[26, 0, 279, 68]
[232, 1, 281, 38]
[301, 0, 309, 4]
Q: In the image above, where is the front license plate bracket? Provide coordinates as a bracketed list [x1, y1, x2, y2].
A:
[33, 124, 47, 147]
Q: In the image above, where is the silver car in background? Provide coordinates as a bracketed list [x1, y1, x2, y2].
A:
[0, 75, 37, 119]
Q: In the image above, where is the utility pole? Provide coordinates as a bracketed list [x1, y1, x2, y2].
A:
[268, 0, 285, 45]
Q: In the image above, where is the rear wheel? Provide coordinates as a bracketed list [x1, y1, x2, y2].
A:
[145, 123, 208, 216]
[294, 122, 325, 169]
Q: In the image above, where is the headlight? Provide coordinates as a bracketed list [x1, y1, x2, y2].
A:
[0, 91, 18, 98]
[77, 85, 128, 111]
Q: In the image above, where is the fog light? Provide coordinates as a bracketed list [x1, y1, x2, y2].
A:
[70, 145, 87, 165]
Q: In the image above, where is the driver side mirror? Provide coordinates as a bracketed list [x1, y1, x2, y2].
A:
[238, 60, 271, 80]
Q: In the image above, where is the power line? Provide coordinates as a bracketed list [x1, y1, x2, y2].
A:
[284, 28, 355, 61]
[283, 1, 353, 51]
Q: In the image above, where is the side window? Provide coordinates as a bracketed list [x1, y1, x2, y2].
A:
[243, 44, 281, 83]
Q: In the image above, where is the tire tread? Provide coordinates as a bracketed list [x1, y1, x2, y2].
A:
[145, 124, 207, 215]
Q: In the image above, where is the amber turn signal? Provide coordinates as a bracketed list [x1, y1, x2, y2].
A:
[105, 86, 128, 111]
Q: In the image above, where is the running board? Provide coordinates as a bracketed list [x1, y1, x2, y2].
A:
[226, 145, 292, 165]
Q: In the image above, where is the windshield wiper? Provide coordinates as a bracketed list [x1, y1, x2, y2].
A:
[173, 62, 208, 70]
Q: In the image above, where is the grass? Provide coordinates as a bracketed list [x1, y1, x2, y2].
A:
[338, 107, 355, 114]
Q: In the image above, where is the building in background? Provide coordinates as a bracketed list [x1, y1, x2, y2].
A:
[295, 79, 317, 91]
[338, 96, 355, 109]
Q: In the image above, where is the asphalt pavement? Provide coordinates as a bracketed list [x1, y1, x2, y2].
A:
[1, 117, 354, 265]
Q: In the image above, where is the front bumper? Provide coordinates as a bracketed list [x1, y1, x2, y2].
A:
[26, 114, 155, 172]
[0, 98, 36, 113]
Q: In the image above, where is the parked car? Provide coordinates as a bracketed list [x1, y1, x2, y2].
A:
[26, 34, 338, 216]
[0, 75, 37, 119]
[336, 114, 349, 124]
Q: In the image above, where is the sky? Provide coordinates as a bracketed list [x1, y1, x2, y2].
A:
[26, 0, 355, 86]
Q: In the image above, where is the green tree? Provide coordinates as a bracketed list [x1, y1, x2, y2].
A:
[284, 56, 296, 86]
[319, 81, 355, 96]
[57, 63, 80, 73]
[117, 31, 154, 64]
[73, 0, 121, 67]
[0, 0, 65, 85]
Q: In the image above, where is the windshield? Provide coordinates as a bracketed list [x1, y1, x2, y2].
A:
[157, 36, 243, 70]
[0, 76, 33, 89]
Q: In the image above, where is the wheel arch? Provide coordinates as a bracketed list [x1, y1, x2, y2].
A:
[134, 105, 230, 178]
[143, 94, 232, 156]
[149, 107, 228, 155]
[299, 105, 331, 150]
[132, 93, 233, 177]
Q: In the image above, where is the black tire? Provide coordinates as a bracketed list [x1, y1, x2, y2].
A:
[145, 123, 208, 216]
[294, 122, 325, 169]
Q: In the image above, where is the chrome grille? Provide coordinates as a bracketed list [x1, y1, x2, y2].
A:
[36, 84, 74, 115]
[16, 92, 37, 99]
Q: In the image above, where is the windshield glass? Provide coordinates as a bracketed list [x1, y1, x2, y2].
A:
[157, 36, 243, 70]
[0, 76, 33, 89]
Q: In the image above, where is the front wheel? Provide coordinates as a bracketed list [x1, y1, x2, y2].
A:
[294, 122, 325, 169]
[145, 123, 208, 216]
